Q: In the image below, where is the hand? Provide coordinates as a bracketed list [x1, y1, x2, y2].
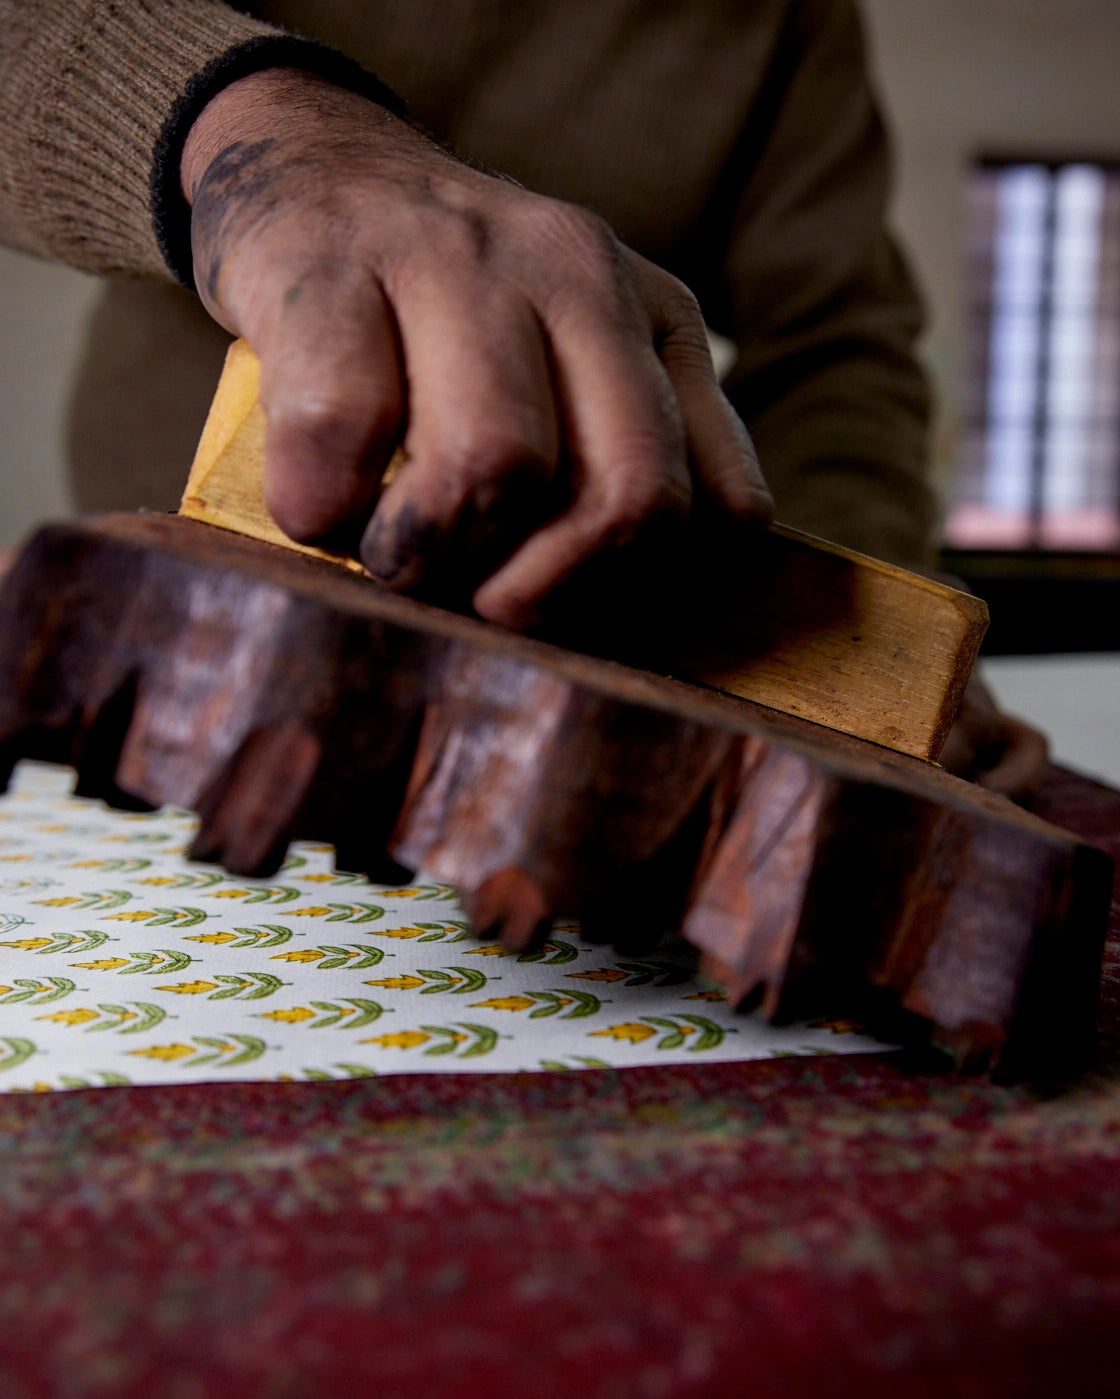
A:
[180, 68, 771, 628]
[940, 675, 1050, 800]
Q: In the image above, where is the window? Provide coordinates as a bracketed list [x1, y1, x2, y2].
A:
[945, 159, 1120, 550]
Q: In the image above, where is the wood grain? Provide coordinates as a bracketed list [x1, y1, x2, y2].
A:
[0, 514, 1107, 1081]
[180, 340, 988, 762]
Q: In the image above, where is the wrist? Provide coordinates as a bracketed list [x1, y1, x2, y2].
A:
[181, 67, 400, 204]
[153, 36, 406, 287]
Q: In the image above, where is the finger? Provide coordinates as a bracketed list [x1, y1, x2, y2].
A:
[473, 306, 692, 628]
[360, 279, 559, 595]
[246, 262, 405, 545]
[644, 274, 772, 525]
[977, 716, 1050, 800]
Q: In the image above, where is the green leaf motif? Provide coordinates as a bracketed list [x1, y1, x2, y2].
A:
[5, 930, 111, 956]
[304, 998, 384, 1029]
[58, 1071, 133, 1089]
[315, 944, 385, 971]
[232, 925, 294, 948]
[226, 885, 301, 905]
[0, 1038, 37, 1072]
[0, 977, 77, 1005]
[417, 965, 490, 995]
[132, 869, 223, 889]
[68, 858, 151, 873]
[207, 972, 286, 1001]
[173, 1034, 268, 1069]
[299, 1061, 378, 1080]
[614, 960, 694, 987]
[517, 940, 579, 965]
[85, 1002, 168, 1035]
[400, 884, 461, 903]
[524, 989, 602, 1020]
[420, 1022, 499, 1059]
[36, 888, 133, 910]
[676, 1014, 732, 1052]
[320, 903, 385, 923]
[637, 1014, 734, 1052]
[72, 949, 197, 976]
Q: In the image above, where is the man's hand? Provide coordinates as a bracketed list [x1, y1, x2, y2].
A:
[941, 675, 1050, 800]
[180, 67, 771, 628]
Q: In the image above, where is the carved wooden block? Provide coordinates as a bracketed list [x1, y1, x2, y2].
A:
[180, 340, 989, 762]
[0, 514, 1108, 1080]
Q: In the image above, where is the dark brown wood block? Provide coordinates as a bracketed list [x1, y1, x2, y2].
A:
[0, 513, 1110, 1080]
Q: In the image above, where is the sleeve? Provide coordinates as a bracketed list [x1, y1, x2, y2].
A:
[0, 2, 404, 283]
[708, 0, 937, 568]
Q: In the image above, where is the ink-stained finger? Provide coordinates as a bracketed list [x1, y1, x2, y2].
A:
[472, 305, 691, 627]
[250, 267, 405, 546]
[360, 278, 559, 593]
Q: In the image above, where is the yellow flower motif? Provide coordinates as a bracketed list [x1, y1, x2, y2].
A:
[185, 932, 237, 945]
[386, 888, 424, 898]
[67, 860, 107, 869]
[156, 980, 219, 996]
[138, 876, 178, 886]
[34, 896, 81, 907]
[588, 1022, 657, 1043]
[288, 907, 333, 917]
[36, 1007, 100, 1026]
[685, 989, 726, 1002]
[0, 986, 11, 997]
[36, 825, 69, 834]
[365, 975, 426, 991]
[104, 911, 159, 922]
[271, 948, 328, 963]
[0, 937, 54, 951]
[71, 957, 131, 971]
[360, 1030, 432, 1050]
[376, 926, 427, 939]
[300, 874, 339, 883]
[126, 1043, 197, 1062]
[0, 855, 30, 862]
[463, 945, 511, 957]
[566, 968, 628, 982]
[258, 1007, 317, 1023]
[470, 995, 535, 1013]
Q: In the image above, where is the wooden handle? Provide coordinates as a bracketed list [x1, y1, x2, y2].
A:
[180, 340, 987, 762]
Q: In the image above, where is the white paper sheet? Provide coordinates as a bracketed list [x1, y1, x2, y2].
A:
[0, 762, 891, 1090]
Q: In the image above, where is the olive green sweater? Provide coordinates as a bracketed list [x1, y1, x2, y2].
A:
[0, 0, 936, 565]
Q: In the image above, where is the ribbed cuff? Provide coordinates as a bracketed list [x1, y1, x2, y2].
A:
[151, 35, 408, 289]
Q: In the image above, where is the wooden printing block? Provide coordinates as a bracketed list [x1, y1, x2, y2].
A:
[0, 512, 1110, 1081]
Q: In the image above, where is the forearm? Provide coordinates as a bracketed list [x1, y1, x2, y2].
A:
[0, 0, 280, 276]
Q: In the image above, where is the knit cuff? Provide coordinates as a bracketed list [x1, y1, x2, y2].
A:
[151, 35, 408, 289]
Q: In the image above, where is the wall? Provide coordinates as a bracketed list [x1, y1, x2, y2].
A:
[0, 2, 1118, 545]
[0, 249, 97, 544]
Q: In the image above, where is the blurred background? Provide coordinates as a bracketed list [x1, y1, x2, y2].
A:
[1, 0, 1118, 777]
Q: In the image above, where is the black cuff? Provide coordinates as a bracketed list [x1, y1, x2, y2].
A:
[150, 34, 408, 289]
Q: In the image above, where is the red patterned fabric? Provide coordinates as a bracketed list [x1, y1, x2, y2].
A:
[3, 767, 1119, 1399]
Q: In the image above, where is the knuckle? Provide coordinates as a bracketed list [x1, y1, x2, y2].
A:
[527, 200, 623, 280]
[428, 431, 554, 496]
[597, 450, 690, 537]
[270, 384, 398, 460]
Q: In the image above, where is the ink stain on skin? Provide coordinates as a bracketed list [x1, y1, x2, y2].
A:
[191, 139, 284, 305]
[362, 503, 441, 584]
